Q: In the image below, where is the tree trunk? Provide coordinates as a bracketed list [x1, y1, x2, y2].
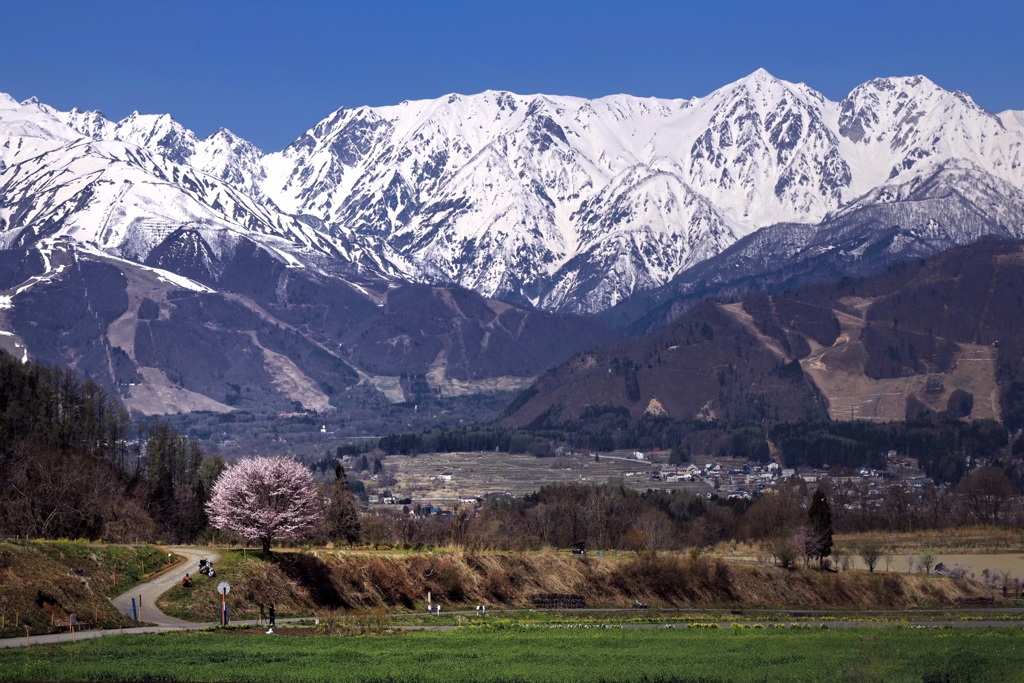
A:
[261, 537, 272, 555]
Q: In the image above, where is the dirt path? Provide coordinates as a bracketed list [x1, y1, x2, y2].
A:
[111, 547, 220, 627]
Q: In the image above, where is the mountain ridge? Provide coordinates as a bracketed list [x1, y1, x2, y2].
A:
[3, 72, 1024, 415]
[6, 70, 1024, 317]
[503, 239, 1024, 429]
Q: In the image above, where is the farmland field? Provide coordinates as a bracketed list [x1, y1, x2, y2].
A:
[2, 625, 1023, 682]
[384, 450, 708, 500]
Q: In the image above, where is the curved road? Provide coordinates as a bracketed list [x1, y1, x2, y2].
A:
[0, 547, 220, 649]
[111, 547, 219, 627]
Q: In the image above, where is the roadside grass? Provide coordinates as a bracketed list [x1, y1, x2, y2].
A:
[387, 607, 1024, 628]
[159, 549, 352, 622]
[158, 550, 258, 622]
[2, 626, 1023, 682]
[32, 541, 173, 597]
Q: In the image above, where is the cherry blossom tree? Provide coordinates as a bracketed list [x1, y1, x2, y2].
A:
[206, 456, 322, 554]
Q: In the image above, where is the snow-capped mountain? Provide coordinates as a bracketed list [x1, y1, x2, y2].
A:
[6, 71, 1024, 318]
[252, 69, 1024, 312]
[0, 95, 406, 287]
[4, 70, 1024, 413]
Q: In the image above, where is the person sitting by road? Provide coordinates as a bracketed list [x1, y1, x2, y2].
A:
[182, 573, 193, 588]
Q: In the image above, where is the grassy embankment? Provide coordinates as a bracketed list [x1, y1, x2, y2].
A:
[156, 546, 1004, 623]
[2, 626, 1023, 682]
[1, 535, 1015, 637]
[0, 541, 173, 637]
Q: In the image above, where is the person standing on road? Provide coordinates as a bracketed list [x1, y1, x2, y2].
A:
[267, 603, 275, 634]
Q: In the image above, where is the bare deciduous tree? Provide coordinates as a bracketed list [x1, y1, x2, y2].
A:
[957, 467, 1015, 526]
[919, 551, 936, 574]
[859, 541, 883, 573]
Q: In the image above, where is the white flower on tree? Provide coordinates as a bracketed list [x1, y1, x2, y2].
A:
[206, 456, 323, 554]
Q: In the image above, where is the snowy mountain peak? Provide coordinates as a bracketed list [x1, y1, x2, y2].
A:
[3, 72, 1024, 317]
[711, 69, 820, 107]
[731, 67, 785, 91]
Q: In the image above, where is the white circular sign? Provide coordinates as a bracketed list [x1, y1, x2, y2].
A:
[217, 581, 231, 595]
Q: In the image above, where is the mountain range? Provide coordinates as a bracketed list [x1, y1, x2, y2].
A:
[2, 71, 1023, 416]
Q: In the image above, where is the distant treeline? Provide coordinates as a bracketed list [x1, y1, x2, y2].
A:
[770, 418, 1009, 483]
[380, 408, 710, 457]
[0, 347, 131, 469]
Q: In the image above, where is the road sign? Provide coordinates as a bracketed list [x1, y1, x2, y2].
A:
[217, 581, 231, 595]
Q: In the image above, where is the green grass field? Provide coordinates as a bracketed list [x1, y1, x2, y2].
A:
[3, 625, 1023, 682]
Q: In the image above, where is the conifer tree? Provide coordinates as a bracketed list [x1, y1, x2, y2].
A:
[808, 488, 833, 568]
[325, 463, 361, 545]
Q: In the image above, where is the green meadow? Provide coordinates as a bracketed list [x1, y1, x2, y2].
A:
[2, 625, 1022, 682]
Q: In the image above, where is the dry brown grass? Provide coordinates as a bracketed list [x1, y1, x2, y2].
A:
[835, 527, 1023, 554]
[802, 303, 1000, 422]
[165, 547, 1005, 621]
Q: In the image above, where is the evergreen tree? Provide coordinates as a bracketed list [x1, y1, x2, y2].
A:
[325, 463, 361, 545]
[808, 488, 833, 568]
[144, 422, 208, 540]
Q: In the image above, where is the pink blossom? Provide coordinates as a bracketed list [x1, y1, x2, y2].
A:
[206, 456, 322, 553]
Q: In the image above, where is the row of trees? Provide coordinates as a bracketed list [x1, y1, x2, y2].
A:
[0, 349, 131, 469]
[189, 453, 1020, 560]
[347, 465, 1021, 554]
[1, 351, 147, 540]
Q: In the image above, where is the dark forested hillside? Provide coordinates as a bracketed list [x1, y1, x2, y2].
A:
[341, 284, 622, 380]
[503, 240, 1024, 430]
[0, 350, 218, 541]
[501, 296, 832, 428]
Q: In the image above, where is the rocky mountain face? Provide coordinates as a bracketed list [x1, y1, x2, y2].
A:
[0, 93, 621, 414]
[254, 72, 1024, 313]
[608, 160, 1024, 335]
[2, 73, 1024, 415]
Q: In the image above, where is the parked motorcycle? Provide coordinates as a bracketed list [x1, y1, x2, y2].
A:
[198, 558, 216, 577]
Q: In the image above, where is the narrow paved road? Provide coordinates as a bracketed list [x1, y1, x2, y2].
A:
[111, 547, 220, 627]
[0, 547, 221, 649]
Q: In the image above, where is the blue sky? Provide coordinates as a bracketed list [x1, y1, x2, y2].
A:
[3, 0, 1021, 150]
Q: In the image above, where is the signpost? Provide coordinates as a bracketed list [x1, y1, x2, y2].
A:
[217, 582, 231, 626]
